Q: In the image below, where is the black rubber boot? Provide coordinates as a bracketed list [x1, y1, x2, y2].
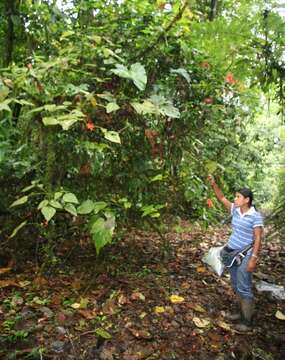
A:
[224, 295, 241, 321]
[234, 298, 254, 332]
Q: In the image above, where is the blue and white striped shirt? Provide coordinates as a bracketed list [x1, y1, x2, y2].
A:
[227, 204, 263, 250]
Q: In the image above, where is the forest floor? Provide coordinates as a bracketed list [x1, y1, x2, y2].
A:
[0, 222, 284, 360]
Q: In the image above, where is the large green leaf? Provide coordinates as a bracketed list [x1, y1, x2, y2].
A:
[10, 196, 28, 208]
[77, 200, 94, 214]
[131, 100, 158, 115]
[41, 206, 56, 222]
[64, 203, 77, 216]
[101, 128, 121, 144]
[106, 102, 120, 113]
[129, 63, 147, 91]
[49, 200, 63, 209]
[42, 117, 58, 126]
[93, 201, 108, 214]
[111, 63, 147, 91]
[37, 199, 49, 210]
[131, 96, 180, 118]
[90, 215, 115, 255]
[42, 109, 85, 130]
[63, 193, 79, 204]
[160, 104, 180, 118]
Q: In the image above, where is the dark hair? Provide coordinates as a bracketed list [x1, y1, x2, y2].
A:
[236, 188, 253, 207]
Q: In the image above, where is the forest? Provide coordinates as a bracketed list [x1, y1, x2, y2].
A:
[0, 0, 284, 359]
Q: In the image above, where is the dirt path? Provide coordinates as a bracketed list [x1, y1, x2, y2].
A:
[0, 224, 284, 359]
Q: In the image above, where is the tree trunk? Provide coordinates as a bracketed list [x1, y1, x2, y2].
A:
[209, 0, 218, 21]
[4, 0, 16, 66]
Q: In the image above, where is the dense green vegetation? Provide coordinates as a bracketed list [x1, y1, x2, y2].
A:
[0, 0, 284, 261]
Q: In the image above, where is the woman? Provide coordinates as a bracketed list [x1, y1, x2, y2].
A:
[208, 175, 263, 332]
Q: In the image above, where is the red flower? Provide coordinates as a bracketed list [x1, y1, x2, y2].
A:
[207, 198, 214, 208]
[86, 121, 95, 131]
[224, 73, 236, 85]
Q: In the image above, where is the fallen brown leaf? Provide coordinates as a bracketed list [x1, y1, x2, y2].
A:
[0, 267, 12, 275]
[78, 309, 98, 320]
[0, 280, 22, 288]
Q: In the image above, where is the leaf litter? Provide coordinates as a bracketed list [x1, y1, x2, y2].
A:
[0, 223, 284, 359]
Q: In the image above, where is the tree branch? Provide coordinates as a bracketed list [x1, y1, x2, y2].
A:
[134, 1, 189, 61]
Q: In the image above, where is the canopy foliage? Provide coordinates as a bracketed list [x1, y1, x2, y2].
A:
[0, 0, 284, 256]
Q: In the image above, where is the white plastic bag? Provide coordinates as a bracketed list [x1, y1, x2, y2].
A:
[202, 246, 225, 276]
[255, 280, 285, 300]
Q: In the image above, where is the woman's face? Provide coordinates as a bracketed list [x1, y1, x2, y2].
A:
[234, 192, 250, 208]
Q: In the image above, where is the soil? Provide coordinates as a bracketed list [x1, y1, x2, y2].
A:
[0, 223, 284, 359]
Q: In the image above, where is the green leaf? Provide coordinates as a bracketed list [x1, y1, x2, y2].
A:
[0, 100, 11, 112]
[205, 160, 218, 174]
[42, 110, 85, 130]
[96, 92, 116, 102]
[60, 30, 75, 39]
[93, 201, 108, 214]
[42, 117, 59, 126]
[38, 199, 49, 210]
[92, 231, 111, 255]
[141, 204, 163, 218]
[90, 216, 114, 255]
[103, 48, 123, 61]
[54, 192, 63, 200]
[111, 64, 129, 78]
[160, 104, 180, 118]
[49, 200, 63, 209]
[21, 184, 36, 192]
[84, 141, 110, 152]
[90, 216, 116, 256]
[150, 174, 163, 182]
[170, 68, 191, 84]
[14, 99, 35, 106]
[95, 328, 112, 339]
[131, 100, 158, 115]
[64, 203, 77, 216]
[131, 97, 179, 118]
[44, 104, 58, 112]
[60, 119, 80, 131]
[90, 217, 105, 233]
[41, 206, 56, 222]
[10, 196, 28, 208]
[77, 200, 94, 214]
[0, 85, 9, 100]
[111, 62, 147, 91]
[106, 102, 120, 113]
[130, 63, 147, 91]
[9, 221, 27, 238]
[63, 193, 79, 204]
[101, 128, 121, 144]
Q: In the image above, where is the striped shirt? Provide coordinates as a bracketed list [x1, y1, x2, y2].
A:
[227, 204, 263, 250]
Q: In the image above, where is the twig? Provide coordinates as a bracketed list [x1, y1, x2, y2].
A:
[134, 1, 189, 61]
